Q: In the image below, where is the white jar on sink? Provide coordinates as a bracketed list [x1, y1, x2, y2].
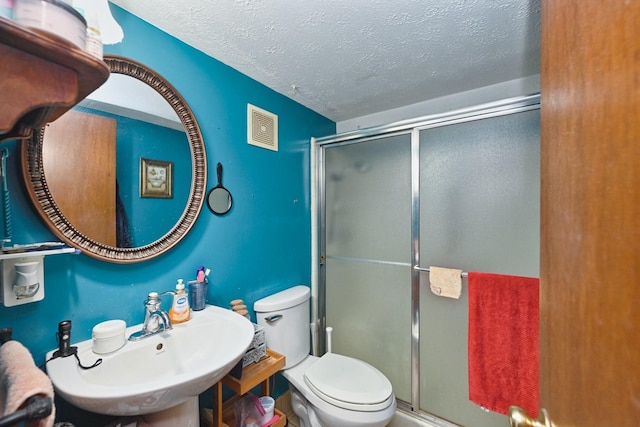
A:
[92, 319, 126, 354]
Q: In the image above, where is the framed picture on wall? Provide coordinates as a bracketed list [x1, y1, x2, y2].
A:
[140, 158, 173, 198]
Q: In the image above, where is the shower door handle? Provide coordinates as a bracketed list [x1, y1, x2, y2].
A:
[508, 406, 552, 427]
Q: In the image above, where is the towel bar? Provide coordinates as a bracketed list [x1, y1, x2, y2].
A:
[413, 266, 468, 277]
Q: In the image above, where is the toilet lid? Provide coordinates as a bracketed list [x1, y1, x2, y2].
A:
[304, 353, 393, 410]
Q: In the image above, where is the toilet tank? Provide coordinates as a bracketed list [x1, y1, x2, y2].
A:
[254, 285, 310, 368]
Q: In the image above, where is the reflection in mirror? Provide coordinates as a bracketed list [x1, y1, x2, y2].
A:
[41, 106, 190, 247]
[21, 55, 207, 263]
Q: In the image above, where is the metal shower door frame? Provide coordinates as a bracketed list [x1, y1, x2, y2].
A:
[314, 94, 541, 420]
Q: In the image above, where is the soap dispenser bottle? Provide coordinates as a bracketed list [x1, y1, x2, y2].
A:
[169, 279, 190, 324]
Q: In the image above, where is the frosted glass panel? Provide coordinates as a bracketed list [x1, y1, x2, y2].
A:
[326, 259, 412, 402]
[418, 110, 540, 275]
[324, 133, 412, 402]
[325, 134, 411, 262]
[418, 110, 540, 426]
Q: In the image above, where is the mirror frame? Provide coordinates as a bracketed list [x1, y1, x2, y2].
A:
[21, 55, 208, 263]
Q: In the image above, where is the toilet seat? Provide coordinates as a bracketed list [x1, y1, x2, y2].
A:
[304, 353, 393, 412]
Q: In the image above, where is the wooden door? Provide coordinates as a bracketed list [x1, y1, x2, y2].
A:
[539, 1, 639, 425]
[42, 109, 117, 246]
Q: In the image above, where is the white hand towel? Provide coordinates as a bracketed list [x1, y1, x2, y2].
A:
[429, 266, 462, 299]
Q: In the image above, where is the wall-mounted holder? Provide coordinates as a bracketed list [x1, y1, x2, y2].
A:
[0, 245, 77, 307]
[1, 255, 44, 306]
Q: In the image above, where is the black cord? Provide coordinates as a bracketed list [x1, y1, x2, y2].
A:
[73, 350, 102, 370]
[41, 347, 102, 370]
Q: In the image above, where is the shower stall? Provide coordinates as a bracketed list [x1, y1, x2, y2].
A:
[314, 95, 540, 426]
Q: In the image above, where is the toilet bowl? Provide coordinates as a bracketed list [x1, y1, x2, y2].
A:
[254, 286, 396, 427]
[284, 353, 396, 427]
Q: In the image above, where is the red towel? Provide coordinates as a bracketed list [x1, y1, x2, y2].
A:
[467, 272, 539, 416]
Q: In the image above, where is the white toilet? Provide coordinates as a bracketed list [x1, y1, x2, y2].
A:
[254, 285, 396, 427]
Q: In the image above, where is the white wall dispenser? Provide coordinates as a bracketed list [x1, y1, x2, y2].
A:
[0, 245, 77, 307]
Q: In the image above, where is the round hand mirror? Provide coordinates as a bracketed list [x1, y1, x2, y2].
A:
[207, 163, 232, 215]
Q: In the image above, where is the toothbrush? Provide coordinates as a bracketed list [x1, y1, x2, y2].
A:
[197, 265, 210, 283]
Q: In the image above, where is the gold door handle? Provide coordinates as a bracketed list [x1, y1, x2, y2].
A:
[508, 406, 552, 427]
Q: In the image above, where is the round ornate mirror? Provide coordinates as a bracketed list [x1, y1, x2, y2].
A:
[21, 55, 207, 263]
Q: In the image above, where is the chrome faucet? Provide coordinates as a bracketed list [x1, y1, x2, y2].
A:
[128, 292, 173, 341]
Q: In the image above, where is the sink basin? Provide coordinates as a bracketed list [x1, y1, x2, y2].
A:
[45, 305, 254, 417]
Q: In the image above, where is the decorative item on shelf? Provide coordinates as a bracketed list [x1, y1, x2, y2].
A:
[0, 0, 13, 19]
[84, 10, 102, 59]
[13, 0, 87, 49]
[73, 0, 123, 45]
[230, 299, 250, 319]
[259, 396, 275, 426]
[229, 323, 267, 379]
[242, 342, 267, 367]
[250, 323, 265, 350]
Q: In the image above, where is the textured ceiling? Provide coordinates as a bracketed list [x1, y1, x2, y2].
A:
[110, 0, 540, 122]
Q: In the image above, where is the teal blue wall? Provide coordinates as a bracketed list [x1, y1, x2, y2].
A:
[0, 1, 334, 379]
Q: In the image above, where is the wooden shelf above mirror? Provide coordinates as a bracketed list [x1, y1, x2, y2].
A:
[0, 17, 110, 142]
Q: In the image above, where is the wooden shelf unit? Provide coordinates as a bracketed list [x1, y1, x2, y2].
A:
[0, 17, 109, 142]
[203, 349, 287, 427]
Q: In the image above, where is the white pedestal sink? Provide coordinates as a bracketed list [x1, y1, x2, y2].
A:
[45, 305, 254, 423]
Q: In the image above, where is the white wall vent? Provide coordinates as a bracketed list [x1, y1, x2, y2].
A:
[248, 104, 278, 151]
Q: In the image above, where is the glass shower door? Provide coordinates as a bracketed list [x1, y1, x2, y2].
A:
[319, 96, 540, 426]
[323, 133, 413, 403]
[417, 109, 541, 426]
